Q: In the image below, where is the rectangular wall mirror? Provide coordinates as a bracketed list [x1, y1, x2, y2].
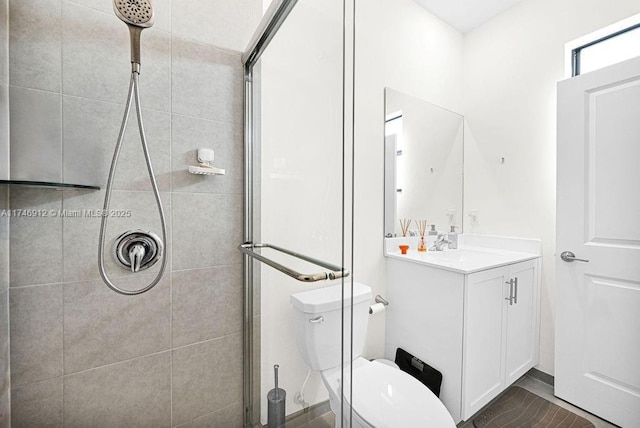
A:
[384, 88, 464, 237]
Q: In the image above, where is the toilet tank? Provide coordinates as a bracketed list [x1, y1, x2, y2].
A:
[290, 282, 372, 371]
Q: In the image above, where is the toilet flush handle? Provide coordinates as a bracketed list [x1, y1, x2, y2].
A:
[309, 316, 324, 324]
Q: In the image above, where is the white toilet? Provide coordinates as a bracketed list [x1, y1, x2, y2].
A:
[290, 282, 455, 428]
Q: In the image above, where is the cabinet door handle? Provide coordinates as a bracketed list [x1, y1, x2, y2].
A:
[505, 279, 514, 305]
[513, 277, 518, 304]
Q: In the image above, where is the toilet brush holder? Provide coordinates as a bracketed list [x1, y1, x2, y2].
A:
[267, 364, 286, 428]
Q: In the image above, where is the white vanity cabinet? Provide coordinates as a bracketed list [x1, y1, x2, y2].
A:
[384, 239, 541, 423]
[463, 258, 539, 418]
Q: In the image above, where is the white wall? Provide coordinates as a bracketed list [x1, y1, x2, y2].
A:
[462, 0, 640, 374]
[354, 0, 464, 360]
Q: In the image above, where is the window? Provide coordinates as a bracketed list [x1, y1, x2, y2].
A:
[566, 14, 640, 77]
[573, 24, 640, 76]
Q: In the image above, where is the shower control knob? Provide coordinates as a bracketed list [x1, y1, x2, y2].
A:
[113, 229, 163, 273]
[129, 244, 146, 273]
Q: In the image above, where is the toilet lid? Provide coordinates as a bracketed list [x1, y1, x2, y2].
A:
[342, 361, 455, 428]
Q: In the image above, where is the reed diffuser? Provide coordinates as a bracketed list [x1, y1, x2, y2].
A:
[417, 219, 428, 252]
[400, 219, 411, 237]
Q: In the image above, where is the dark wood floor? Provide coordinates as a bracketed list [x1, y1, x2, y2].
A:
[285, 373, 617, 428]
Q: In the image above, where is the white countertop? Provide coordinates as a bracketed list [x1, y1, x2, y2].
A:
[384, 235, 541, 274]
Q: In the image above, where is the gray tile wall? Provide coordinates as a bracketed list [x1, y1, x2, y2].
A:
[7, 0, 258, 426]
[0, 0, 8, 181]
[1, 0, 11, 425]
[0, 188, 9, 428]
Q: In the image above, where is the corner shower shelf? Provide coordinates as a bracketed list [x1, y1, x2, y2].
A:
[0, 180, 100, 191]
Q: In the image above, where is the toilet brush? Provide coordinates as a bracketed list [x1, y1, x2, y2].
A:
[267, 364, 286, 428]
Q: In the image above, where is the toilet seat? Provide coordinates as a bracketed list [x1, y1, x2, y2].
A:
[322, 358, 455, 428]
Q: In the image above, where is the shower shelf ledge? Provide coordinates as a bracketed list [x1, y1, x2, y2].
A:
[0, 180, 100, 191]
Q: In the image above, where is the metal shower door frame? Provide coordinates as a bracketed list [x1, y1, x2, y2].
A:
[241, 0, 354, 426]
[242, 1, 300, 425]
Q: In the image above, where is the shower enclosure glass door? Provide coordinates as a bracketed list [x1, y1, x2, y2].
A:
[243, 0, 355, 426]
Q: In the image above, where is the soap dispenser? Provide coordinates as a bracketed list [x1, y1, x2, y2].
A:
[448, 226, 459, 249]
[428, 225, 438, 236]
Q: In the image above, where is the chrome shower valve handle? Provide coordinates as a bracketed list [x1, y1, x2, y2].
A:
[113, 229, 163, 273]
[129, 244, 145, 272]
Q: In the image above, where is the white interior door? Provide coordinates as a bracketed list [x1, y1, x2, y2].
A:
[556, 56, 640, 427]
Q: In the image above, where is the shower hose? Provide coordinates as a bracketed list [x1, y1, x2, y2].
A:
[98, 71, 167, 295]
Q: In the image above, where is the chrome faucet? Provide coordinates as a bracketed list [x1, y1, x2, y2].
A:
[430, 234, 452, 251]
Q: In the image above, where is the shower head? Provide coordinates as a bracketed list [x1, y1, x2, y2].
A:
[113, 0, 155, 71]
[113, 0, 154, 28]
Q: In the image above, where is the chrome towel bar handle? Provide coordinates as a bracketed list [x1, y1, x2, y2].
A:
[238, 242, 350, 283]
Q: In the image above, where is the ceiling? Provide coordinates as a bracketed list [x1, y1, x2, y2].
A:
[412, 0, 527, 33]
